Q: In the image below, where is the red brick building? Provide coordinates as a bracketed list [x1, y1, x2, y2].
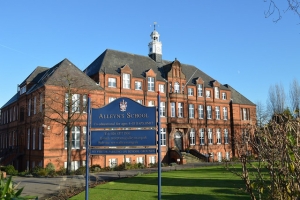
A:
[0, 28, 256, 171]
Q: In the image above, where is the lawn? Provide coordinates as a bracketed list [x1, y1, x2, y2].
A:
[70, 165, 250, 200]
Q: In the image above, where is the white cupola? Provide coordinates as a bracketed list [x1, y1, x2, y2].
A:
[148, 22, 162, 63]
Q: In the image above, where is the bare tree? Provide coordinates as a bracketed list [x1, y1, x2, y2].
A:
[256, 101, 269, 127]
[267, 83, 286, 115]
[264, 0, 300, 22]
[42, 60, 100, 175]
[227, 115, 300, 199]
[290, 79, 300, 118]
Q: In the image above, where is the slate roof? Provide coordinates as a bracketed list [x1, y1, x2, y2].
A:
[84, 49, 230, 90]
[224, 84, 255, 106]
[1, 59, 102, 108]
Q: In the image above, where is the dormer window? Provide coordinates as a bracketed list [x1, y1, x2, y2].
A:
[20, 86, 26, 95]
[206, 90, 211, 98]
[214, 87, 219, 99]
[147, 77, 155, 91]
[122, 73, 130, 89]
[108, 78, 116, 87]
[222, 92, 227, 100]
[197, 84, 203, 97]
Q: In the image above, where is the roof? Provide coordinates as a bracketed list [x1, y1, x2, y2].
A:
[224, 84, 255, 105]
[84, 49, 230, 90]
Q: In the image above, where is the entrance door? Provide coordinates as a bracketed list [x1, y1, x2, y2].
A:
[174, 132, 183, 151]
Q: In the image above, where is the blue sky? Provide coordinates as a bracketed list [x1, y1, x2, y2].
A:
[1, 1, 299, 108]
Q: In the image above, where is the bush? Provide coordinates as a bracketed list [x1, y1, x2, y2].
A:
[31, 166, 43, 176]
[57, 167, 66, 176]
[90, 164, 101, 172]
[37, 168, 48, 177]
[18, 170, 31, 177]
[75, 166, 86, 175]
[4, 165, 18, 176]
[45, 162, 56, 173]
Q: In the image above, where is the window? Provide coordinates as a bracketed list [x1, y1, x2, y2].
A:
[148, 101, 155, 107]
[83, 126, 86, 149]
[39, 93, 43, 113]
[39, 127, 42, 150]
[222, 92, 227, 100]
[125, 157, 131, 163]
[135, 81, 142, 90]
[171, 102, 175, 117]
[208, 129, 213, 144]
[242, 108, 250, 120]
[149, 156, 156, 164]
[190, 128, 195, 145]
[20, 85, 26, 95]
[223, 107, 228, 120]
[72, 94, 80, 112]
[65, 126, 80, 149]
[148, 77, 155, 91]
[123, 73, 130, 89]
[28, 99, 31, 116]
[216, 129, 221, 144]
[27, 129, 30, 150]
[64, 161, 81, 171]
[214, 87, 219, 99]
[206, 90, 211, 98]
[197, 84, 203, 97]
[109, 158, 118, 168]
[137, 157, 144, 164]
[83, 94, 87, 113]
[160, 102, 165, 117]
[189, 104, 194, 118]
[160, 128, 166, 146]
[159, 84, 165, 93]
[33, 96, 37, 114]
[198, 105, 204, 119]
[188, 88, 194, 96]
[215, 106, 220, 120]
[225, 152, 230, 161]
[137, 100, 143, 104]
[108, 78, 116, 87]
[32, 128, 36, 150]
[178, 103, 183, 117]
[217, 152, 222, 162]
[174, 82, 180, 93]
[207, 106, 212, 119]
[224, 129, 229, 144]
[199, 128, 205, 145]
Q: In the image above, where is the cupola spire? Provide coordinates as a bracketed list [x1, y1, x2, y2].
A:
[148, 22, 162, 63]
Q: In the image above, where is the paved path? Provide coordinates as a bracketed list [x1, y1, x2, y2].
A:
[12, 163, 221, 199]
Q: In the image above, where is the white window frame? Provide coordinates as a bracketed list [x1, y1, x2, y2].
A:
[160, 128, 166, 146]
[190, 128, 195, 145]
[215, 106, 220, 120]
[109, 97, 116, 103]
[28, 99, 31, 116]
[148, 101, 155, 107]
[83, 94, 87, 113]
[160, 102, 166, 117]
[207, 106, 212, 119]
[222, 107, 227, 120]
[135, 81, 142, 90]
[109, 158, 118, 168]
[39, 93, 43, 113]
[206, 90, 211, 98]
[149, 156, 156, 164]
[137, 99, 143, 104]
[214, 87, 219, 99]
[198, 105, 204, 119]
[65, 126, 80, 149]
[123, 73, 130, 89]
[137, 157, 144, 164]
[39, 126, 42, 150]
[171, 102, 175, 117]
[33, 96, 37, 115]
[197, 84, 203, 97]
[208, 129, 213, 144]
[27, 129, 30, 150]
[199, 128, 205, 145]
[189, 104, 194, 118]
[83, 126, 86, 149]
[222, 92, 227, 100]
[188, 88, 194, 96]
[32, 128, 36, 150]
[72, 94, 80, 113]
[217, 152, 222, 162]
[225, 152, 230, 161]
[174, 82, 180, 93]
[224, 129, 229, 144]
[148, 77, 155, 91]
[216, 129, 221, 144]
[108, 78, 117, 87]
[159, 84, 165, 93]
[178, 103, 183, 118]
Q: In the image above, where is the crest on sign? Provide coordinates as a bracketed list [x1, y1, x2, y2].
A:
[120, 99, 127, 112]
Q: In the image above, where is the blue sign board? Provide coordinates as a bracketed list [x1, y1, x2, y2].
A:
[90, 148, 157, 155]
[91, 130, 156, 146]
[91, 97, 156, 128]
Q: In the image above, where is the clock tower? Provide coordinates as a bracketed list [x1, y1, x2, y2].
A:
[148, 22, 162, 63]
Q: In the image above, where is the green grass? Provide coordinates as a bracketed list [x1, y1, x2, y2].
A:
[70, 165, 250, 200]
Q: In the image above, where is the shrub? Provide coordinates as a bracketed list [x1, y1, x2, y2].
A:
[4, 165, 18, 176]
[90, 164, 101, 172]
[31, 166, 43, 176]
[18, 170, 31, 177]
[57, 167, 66, 176]
[75, 166, 86, 175]
[45, 162, 56, 173]
[37, 168, 48, 177]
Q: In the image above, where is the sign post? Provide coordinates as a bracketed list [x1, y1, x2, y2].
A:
[157, 92, 161, 200]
